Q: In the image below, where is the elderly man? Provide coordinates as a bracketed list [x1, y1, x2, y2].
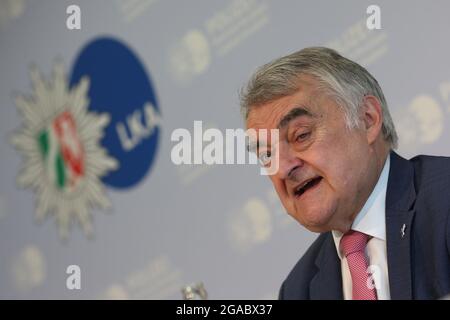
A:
[241, 47, 450, 300]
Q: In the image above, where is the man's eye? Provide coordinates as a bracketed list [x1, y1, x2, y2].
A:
[258, 151, 272, 167]
[296, 132, 311, 141]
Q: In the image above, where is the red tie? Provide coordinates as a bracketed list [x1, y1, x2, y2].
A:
[340, 230, 378, 300]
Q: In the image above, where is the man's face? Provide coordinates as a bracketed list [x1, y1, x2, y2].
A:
[246, 76, 377, 233]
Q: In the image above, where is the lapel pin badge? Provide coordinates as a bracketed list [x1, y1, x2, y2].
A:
[400, 224, 406, 238]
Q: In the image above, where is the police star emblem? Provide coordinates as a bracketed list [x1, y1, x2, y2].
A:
[11, 64, 118, 239]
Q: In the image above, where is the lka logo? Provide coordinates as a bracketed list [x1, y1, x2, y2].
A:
[11, 37, 161, 239]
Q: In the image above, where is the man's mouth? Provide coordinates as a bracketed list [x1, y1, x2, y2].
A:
[294, 176, 323, 198]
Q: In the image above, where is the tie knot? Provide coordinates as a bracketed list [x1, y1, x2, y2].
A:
[340, 230, 370, 257]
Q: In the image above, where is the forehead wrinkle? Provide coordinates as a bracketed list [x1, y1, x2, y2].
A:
[277, 106, 314, 130]
[246, 83, 320, 131]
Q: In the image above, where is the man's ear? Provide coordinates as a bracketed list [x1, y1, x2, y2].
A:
[362, 95, 383, 145]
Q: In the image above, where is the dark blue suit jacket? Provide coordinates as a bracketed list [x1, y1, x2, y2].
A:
[279, 152, 450, 300]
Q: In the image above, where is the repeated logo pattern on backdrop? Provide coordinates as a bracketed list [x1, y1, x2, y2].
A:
[11, 37, 161, 238]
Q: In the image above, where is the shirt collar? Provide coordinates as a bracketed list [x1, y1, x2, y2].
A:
[332, 156, 390, 259]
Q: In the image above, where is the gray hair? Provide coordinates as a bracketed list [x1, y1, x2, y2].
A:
[240, 47, 398, 149]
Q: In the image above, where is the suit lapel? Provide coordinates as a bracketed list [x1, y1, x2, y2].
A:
[385, 152, 416, 299]
[309, 233, 343, 299]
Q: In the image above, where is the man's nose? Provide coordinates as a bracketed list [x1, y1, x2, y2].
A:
[276, 142, 303, 180]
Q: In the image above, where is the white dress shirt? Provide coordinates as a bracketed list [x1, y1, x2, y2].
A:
[332, 156, 391, 300]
